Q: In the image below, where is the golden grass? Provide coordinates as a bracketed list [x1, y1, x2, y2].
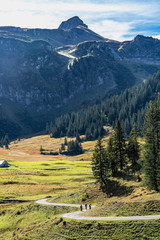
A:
[0, 127, 112, 162]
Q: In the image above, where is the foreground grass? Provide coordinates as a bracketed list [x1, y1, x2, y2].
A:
[0, 202, 77, 240]
[41, 219, 160, 240]
[0, 201, 160, 240]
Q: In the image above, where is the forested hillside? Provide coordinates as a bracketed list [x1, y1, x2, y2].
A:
[49, 71, 160, 139]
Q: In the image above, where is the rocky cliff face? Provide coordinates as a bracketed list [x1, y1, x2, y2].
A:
[0, 18, 160, 137]
[58, 16, 88, 30]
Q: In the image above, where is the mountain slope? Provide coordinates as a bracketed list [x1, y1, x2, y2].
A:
[0, 38, 132, 137]
[0, 17, 160, 138]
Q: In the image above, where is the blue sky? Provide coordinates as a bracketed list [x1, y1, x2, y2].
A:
[0, 0, 160, 41]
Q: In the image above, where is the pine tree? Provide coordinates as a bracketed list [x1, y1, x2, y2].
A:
[61, 143, 65, 151]
[143, 97, 160, 191]
[91, 137, 109, 189]
[64, 137, 68, 145]
[3, 135, 10, 149]
[106, 136, 117, 176]
[0, 137, 4, 148]
[40, 145, 43, 154]
[127, 123, 139, 172]
[76, 133, 81, 142]
[5, 141, 9, 149]
[113, 120, 126, 171]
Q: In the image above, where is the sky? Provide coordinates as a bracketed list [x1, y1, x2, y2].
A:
[0, 0, 160, 41]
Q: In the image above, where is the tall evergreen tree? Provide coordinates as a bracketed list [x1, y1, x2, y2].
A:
[106, 136, 118, 176]
[76, 133, 81, 142]
[3, 134, 10, 149]
[127, 123, 140, 172]
[61, 143, 65, 151]
[92, 137, 109, 189]
[113, 120, 126, 171]
[40, 145, 43, 154]
[143, 97, 160, 191]
[64, 137, 68, 145]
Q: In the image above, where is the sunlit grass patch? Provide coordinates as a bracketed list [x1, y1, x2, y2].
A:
[0, 158, 93, 202]
[0, 202, 78, 239]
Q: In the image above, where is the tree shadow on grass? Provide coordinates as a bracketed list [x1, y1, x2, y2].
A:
[103, 179, 133, 197]
[115, 163, 142, 182]
[115, 171, 137, 181]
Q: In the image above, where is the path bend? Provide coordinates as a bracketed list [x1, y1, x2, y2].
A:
[36, 198, 160, 221]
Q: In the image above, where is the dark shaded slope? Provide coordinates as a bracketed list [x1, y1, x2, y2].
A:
[50, 71, 160, 139]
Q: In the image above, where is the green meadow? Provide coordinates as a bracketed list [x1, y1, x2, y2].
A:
[0, 160, 94, 201]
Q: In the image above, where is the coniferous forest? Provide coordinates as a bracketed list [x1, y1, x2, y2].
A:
[92, 95, 160, 192]
[48, 71, 160, 140]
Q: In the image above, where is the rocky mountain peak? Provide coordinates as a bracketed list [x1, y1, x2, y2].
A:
[133, 35, 159, 43]
[133, 35, 146, 41]
[58, 16, 88, 30]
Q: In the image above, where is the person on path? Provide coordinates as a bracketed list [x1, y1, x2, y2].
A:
[85, 204, 87, 210]
[80, 204, 83, 211]
[89, 204, 91, 210]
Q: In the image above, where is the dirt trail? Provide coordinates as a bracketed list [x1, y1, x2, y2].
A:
[36, 198, 160, 221]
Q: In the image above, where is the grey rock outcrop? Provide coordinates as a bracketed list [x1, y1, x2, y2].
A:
[58, 16, 88, 30]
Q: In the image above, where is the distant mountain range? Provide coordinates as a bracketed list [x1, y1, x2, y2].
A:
[0, 16, 160, 138]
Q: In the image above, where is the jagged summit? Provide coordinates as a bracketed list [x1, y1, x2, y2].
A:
[133, 35, 151, 42]
[58, 16, 88, 30]
[133, 35, 159, 43]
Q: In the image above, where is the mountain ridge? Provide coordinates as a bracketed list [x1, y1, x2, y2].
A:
[0, 16, 105, 48]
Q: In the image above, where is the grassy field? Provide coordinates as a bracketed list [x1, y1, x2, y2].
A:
[0, 133, 99, 202]
[0, 132, 160, 239]
[1, 203, 160, 240]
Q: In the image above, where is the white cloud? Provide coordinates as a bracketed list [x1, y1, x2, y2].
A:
[90, 20, 133, 41]
[0, 11, 55, 29]
[153, 35, 160, 40]
[0, 0, 158, 15]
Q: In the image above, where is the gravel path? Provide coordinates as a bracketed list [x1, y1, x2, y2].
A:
[36, 198, 160, 221]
